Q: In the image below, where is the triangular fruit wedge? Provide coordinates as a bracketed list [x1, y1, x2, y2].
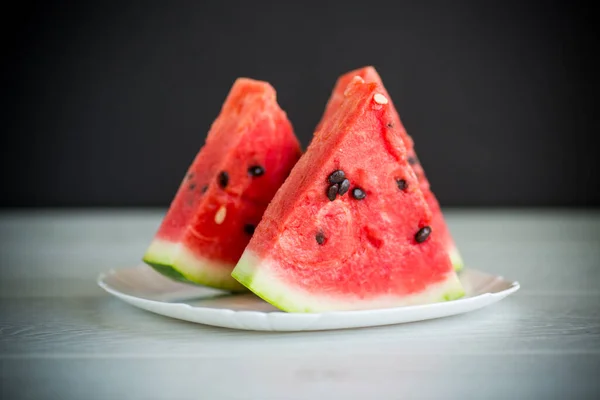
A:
[317, 66, 464, 272]
[143, 78, 302, 292]
[231, 77, 465, 312]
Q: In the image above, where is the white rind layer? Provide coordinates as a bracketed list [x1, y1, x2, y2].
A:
[231, 249, 466, 313]
[143, 239, 247, 292]
[450, 246, 464, 271]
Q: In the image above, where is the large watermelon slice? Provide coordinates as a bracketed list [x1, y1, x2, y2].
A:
[316, 66, 464, 271]
[143, 78, 302, 292]
[231, 77, 465, 312]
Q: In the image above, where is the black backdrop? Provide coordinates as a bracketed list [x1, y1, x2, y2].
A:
[3, 0, 597, 207]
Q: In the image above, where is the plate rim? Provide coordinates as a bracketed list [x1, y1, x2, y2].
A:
[97, 265, 521, 318]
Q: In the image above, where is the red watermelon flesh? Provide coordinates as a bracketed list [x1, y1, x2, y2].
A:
[317, 66, 464, 271]
[231, 78, 465, 312]
[143, 78, 302, 292]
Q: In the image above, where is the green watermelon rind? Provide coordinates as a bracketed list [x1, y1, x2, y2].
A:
[231, 250, 466, 313]
[143, 239, 248, 293]
[144, 261, 196, 284]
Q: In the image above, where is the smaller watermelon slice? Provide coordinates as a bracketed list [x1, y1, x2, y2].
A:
[231, 77, 465, 312]
[317, 66, 464, 271]
[143, 78, 302, 292]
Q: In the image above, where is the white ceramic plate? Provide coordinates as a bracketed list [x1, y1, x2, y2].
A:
[97, 265, 520, 332]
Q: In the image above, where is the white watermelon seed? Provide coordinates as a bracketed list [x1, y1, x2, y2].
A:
[374, 93, 388, 105]
[344, 76, 365, 96]
[215, 206, 227, 224]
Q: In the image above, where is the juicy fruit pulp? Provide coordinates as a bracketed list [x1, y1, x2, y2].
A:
[143, 78, 302, 291]
[317, 66, 464, 271]
[231, 77, 465, 312]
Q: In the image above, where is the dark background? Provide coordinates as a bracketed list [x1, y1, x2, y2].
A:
[2, 0, 597, 208]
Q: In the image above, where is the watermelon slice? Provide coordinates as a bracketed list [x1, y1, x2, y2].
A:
[231, 77, 465, 312]
[317, 66, 464, 271]
[143, 78, 302, 292]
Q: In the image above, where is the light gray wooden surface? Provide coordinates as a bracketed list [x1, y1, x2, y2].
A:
[0, 209, 599, 400]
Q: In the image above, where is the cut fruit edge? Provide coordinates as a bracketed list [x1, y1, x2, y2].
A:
[231, 250, 466, 313]
[143, 239, 248, 292]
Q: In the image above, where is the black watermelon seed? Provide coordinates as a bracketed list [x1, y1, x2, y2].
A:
[415, 226, 432, 243]
[188, 183, 196, 191]
[186, 172, 194, 180]
[396, 179, 408, 191]
[218, 171, 229, 188]
[386, 122, 394, 128]
[351, 187, 366, 200]
[248, 165, 265, 177]
[338, 179, 350, 196]
[408, 156, 418, 165]
[327, 184, 339, 201]
[243, 224, 255, 235]
[315, 231, 326, 245]
[201, 185, 208, 193]
[328, 170, 346, 184]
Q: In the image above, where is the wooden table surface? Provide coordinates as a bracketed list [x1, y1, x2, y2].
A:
[0, 209, 599, 400]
